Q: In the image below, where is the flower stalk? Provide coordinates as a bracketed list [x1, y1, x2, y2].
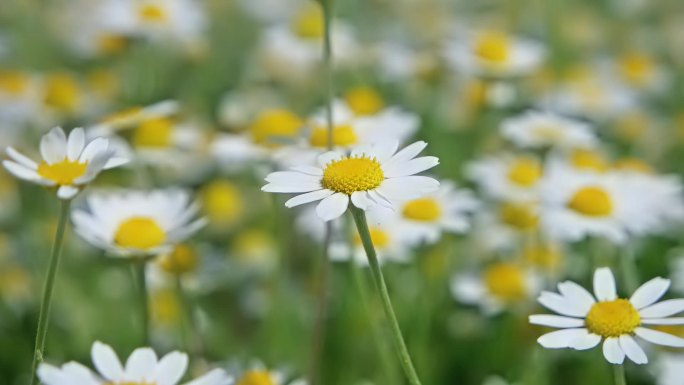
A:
[613, 364, 627, 385]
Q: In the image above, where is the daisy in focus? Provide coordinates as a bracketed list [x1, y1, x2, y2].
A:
[38, 341, 231, 385]
[262, 140, 440, 221]
[501, 110, 597, 150]
[71, 189, 207, 256]
[530, 267, 684, 364]
[2, 127, 127, 199]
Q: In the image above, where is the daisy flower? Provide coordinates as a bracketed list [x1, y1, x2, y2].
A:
[3, 127, 127, 199]
[37, 341, 232, 385]
[89, 100, 180, 134]
[465, 153, 543, 201]
[71, 189, 207, 256]
[261, 140, 440, 221]
[530, 267, 684, 364]
[501, 110, 597, 150]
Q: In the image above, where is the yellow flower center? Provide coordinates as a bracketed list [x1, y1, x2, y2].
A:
[87, 69, 119, 99]
[96, 34, 129, 55]
[354, 227, 390, 249]
[150, 289, 179, 327]
[114, 217, 165, 250]
[507, 158, 542, 187]
[474, 32, 511, 63]
[43, 73, 81, 112]
[309, 125, 358, 148]
[567, 186, 613, 217]
[321, 156, 384, 195]
[138, 4, 168, 23]
[532, 125, 564, 142]
[158, 244, 198, 275]
[522, 244, 561, 271]
[236, 371, 276, 385]
[37, 159, 88, 185]
[201, 180, 244, 226]
[0, 71, 30, 95]
[291, 5, 324, 39]
[249, 109, 302, 147]
[233, 230, 276, 264]
[344, 86, 385, 116]
[402, 198, 442, 222]
[100, 106, 143, 125]
[499, 202, 538, 230]
[133, 117, 174, 148]
[483, 263, 527, 302]
[585, 299, 641, 338]
[570, 149, 608, 172]
[619, 52, 654, 86]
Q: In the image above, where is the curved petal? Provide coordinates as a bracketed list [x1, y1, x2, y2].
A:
[151, 351, 188, 385]
[377, 176, 439, 201]
[634, 327, 684, 347]
[351, 191, 374, 210]
[593, 268, 617, 302]
[602, 338, 625, 364]
[6, 147, 37, 169]
[124, 348, 158, 381]
[382, 141, 427, 167]
[537, 328, 593, 349]
[40, 127, 67, 164]
[79, 137, 109, 162]
[537, 291, 588, 317]
[262, 183, 322, 193]
[641, 317, 684, 325]
[37, 364, 69, 385]
[382, 156, 439, 178]
[630, 277, 670, 310]
[67, 128, 85, 161]
[184, 368, 233, 385]
[285, 189, 334, 208]
[529, 314, 585, 328]
[557, 281, 596, 313]
[316, 193, 349, 221]
[92, 341, 124, 381]
[619, 335, 648, 364]
[61, 362, 100, 385]
[639, 299, 684, 318]
[57, 185, 80, 200]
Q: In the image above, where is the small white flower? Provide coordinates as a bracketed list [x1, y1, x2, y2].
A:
[262, 141, 440, 222]
[501, 110, 598, 150]
[465, 153, 543, 201]
[71, 189, 207, 256]
[530, 267, 684, 365]
[3, 127, 127, 200]
[38, 341, 232, 385]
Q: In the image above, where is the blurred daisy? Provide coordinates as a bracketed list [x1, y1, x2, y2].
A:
[90, 100, 180, 134]
[3, 127, 127, 199]
[233, 362, 305, 385]
[128, 0, 207, 46]
[445, 29, 545, 77]
[262, 141, 440, 221]
[613, 51, 667, 93]
[530, 267, 684, 365]
[501, 110, 597, 150]
[656, 353, 684, 385]
[451, 262, 540, 314]
[71, 189, 206, 256]
[466, 154, 543, 201]
[38, 341, 231, 385]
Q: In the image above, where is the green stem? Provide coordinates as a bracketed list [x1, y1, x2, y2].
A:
[613, 364, 627, 385]
[349, 207, 423, 385]
[174, 276, 191, 353]
[133, 262, 150, 345]
[30, 199, 71, 385]
[620, 243, 640, 293]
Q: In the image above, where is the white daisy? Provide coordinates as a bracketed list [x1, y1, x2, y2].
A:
[71, 189, 207, 256]
[89, 100, 180, 134]
[444, 29, 546, 78]
[465, 153, 543, 201]
[501, 110, 598, 150]
[261, 140, 440, 221]
[2, 127, 127, 200]
[530, 267, 684, 365]
[37, 341, 232, 385]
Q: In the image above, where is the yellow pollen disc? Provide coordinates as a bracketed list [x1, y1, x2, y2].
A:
[133, 117, 174, 148]
[291, 5, 324, 39]
[0, 71, 30, 95]
[43, 73, 81, 112]
[354, 227, 390, 249]
[201, 180, 244, 225]
[483, 263, 527, 302]
[522, 244, 561, 271]
[499, 202, 538, 230]
[570, 149, 608, 172]
[249, 109, 302, 147]
[97, 34, 128, 55]
[87, 69, 119, 99]
[567, 186, 613, 217]
[613, 158, 652, 174]
[344, 86, 385, 116]
[236, 371, 276, 385]
[114, 217, 165, 250]
[586, 299, 641, 338]
[233, 229, 276, 264]
[619, 52, 654, 86]
[149, 289, 180, 327]
[321, 156, 384, 195]
[533, 125, 564, 142]
[309, 125, 358, 147]
[138, 4, 168, 22]
[507, 158, 542, 187]
[37, 159, 88, 185]
[158, 244, 198, 275]
[474, 32, 511, 63]
[402, 198, 441, 222]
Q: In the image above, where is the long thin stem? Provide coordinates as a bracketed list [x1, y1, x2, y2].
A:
[613, 364, 627, 385]
[133, 262, 150, 345]
[350, 206, 423, 385]
[620, 243, 640, 293]
[30, 199, 71, 385]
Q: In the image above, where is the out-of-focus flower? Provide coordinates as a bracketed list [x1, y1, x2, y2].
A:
[3, 127, 127, 199]
[231, 229, 278, 272]
[200, 179, 245, 229]
[90, 100, 180, 134]
[71, 189, 206, 256]
[38, 341, 232, 385]
[656, 353, 684, 385]
[530, 267, 684, 365]
[262, 141, 439, 221]
[501, 110, 597, 150]
[466, 154, 543, 201]
[612, 51, 668, 93]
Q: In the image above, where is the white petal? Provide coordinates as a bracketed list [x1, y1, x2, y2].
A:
[529, 315, 585, 328]
[370, 140, 399, 162]
[557, 281, 596, 313]
[316, 193, 349, 221]
[265, 171, 320, 184]
[124, 348, 157, 380]
[572, 333, 602, 350]
[537, 328, 594, 349]
[594, 268, 617, 302]
[6, 147, 37, 169]
[351, 191, 374, 210]
[619, 335, 648, 364]
[602, 338, 625, 364]
[639, 299, 684, 318]
[634, 327, 684, 347]
[151, 351, 188, 385]
[79, 137, 109, 162]
[104, 157, 129, 169]
[317, 151, 344, 167]
[641, 317, 684, 325]
[67, 128, 85, 161]
[184, 368, 233, 385]
[291, 165, 323, 175]
[377, 176, 440, 200]
[3, 160, 45, 183]
[383, 156, 439, 178]
[382, 141, 427, 167]
[57, 185, 80, 200]
[37, 364, 68, 385]
[61, 362, 99, 385]
[40, 127, 67, 164]
[285, 189, 334, 208]
[630, 277, 670, 309]
[262, 183, 322, 193]
[92, 341, 124, 381]
[537, 291, 588, 317]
